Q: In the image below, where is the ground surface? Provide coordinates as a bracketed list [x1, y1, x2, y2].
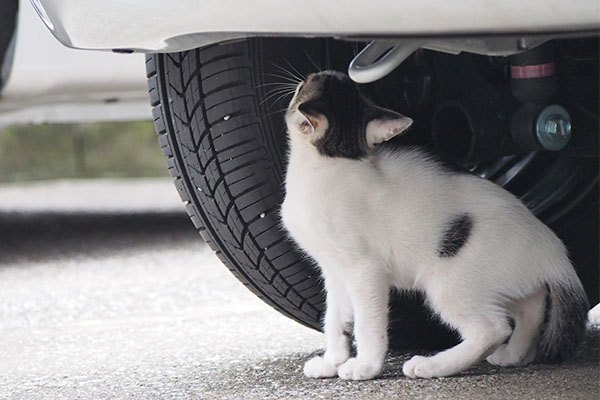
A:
[0, 179, 598, 399]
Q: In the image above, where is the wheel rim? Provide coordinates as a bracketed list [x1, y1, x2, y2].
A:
[466, 152, 598, 225]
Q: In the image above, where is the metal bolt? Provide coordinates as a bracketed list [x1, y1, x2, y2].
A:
[545, 116, 571, 139]
[535, 105, 571, 151]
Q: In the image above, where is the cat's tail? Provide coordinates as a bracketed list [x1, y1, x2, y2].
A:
[537, 273, 589, 362]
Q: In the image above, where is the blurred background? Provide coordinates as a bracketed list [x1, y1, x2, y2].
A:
[0, 121, 166, 182]
[0, 0, 182, 212]
[0, 0, 170, 182]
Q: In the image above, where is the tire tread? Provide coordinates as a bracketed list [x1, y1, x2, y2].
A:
[145, 42, 324, 328]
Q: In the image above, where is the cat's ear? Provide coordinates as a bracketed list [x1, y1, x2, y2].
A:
[289, 108, 315, 135]
[296, 101, 323, 134]
[366, 113, 413, 147]
[298, 115, 315, 135]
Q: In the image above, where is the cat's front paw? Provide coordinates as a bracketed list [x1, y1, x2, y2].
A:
[303, 356, 338, 379]
[337, 357, 382, 380]
[402, 355, 440, 379]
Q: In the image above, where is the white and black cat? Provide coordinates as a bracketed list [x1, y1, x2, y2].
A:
[280, 70, 589, 380]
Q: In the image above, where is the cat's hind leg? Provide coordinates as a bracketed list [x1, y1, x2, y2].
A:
[403, 315, 512, 378]
[487, 287, 546, 367]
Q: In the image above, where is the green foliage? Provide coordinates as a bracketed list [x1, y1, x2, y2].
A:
[0, 121, 169, 182]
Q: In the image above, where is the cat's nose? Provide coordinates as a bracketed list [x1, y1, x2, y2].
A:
[307, 73, 323, 83]
[301, 74, 322, 93]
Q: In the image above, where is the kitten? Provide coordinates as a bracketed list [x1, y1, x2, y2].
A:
[280, 70, 589, 380]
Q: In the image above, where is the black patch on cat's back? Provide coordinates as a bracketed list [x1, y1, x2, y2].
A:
[438, 214, 473, 257]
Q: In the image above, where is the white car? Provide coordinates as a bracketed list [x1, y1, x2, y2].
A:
[5, 0, 598, 347]
[0, 0, 149, 129]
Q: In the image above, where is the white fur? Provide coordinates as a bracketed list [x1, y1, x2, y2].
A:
[281, 102, 583, 380]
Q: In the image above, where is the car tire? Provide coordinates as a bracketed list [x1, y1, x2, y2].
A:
[146, 38, 597, 349]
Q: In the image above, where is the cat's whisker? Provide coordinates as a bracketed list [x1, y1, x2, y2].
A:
[268, 90, 296, 109]
[269, 89, 296, 106]
[264, 107, 288, 118]
[269, 65, 300, 81]
[260, 81, 298, 94]
[303, 49, 322, 73]
[262, 85, 297, 99]
[260, 87, 296, 106]
[264, 72, 302, 85]
[272, 63, 304, 84]
[284, 58, 307, 81]
[254, 82, 298, 90]
[260, 91, 290, 106]
[261, 85, 296, 98]
[261, 88, 296, 109]
[273, 63, 302, 81]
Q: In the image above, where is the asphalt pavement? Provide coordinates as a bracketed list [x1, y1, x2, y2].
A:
[0, 178, 598, 399]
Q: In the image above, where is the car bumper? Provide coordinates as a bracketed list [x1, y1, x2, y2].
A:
[32, 0, 600, 52]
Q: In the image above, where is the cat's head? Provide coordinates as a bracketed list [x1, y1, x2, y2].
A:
[285, 70, 413, 159]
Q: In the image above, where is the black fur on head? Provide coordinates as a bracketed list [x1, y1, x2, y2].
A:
[295, 71, 400, 159]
